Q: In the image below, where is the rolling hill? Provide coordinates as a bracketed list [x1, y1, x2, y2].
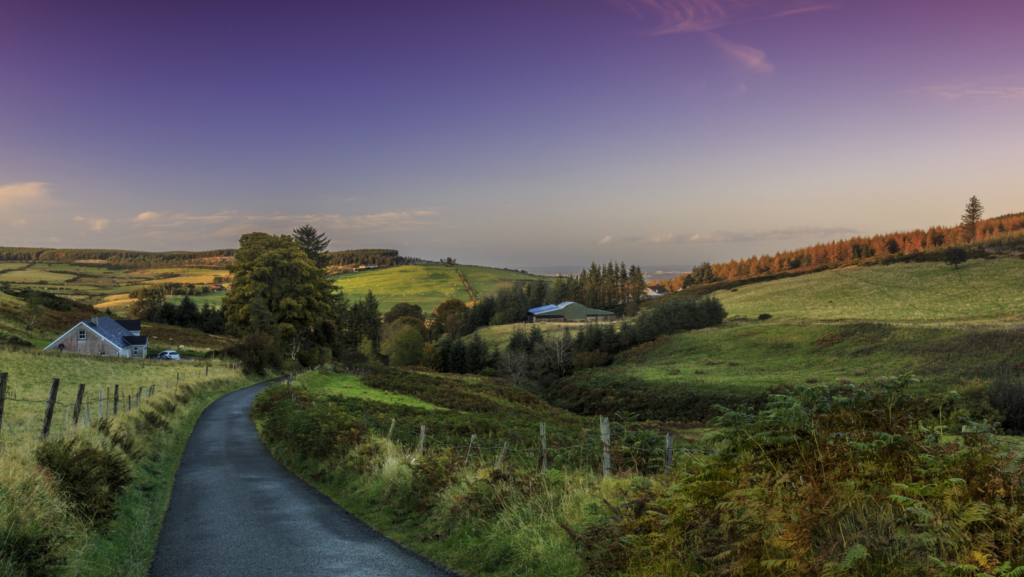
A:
[708, 255, 1024, 323]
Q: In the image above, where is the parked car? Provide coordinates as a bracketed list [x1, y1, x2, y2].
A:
[156, 350, 181, 360]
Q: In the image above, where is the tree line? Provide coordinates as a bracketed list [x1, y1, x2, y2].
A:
[654, 198, 1023, 290]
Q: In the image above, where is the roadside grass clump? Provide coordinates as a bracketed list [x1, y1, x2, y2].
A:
[0, 447, 88, 577]
[805, 376, 819, 383]
[33, 432, 134, 529]
[568, 374, 1024, 576]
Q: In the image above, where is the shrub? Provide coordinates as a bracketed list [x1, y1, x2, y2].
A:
[990, 366, 1024, 433]
[33, 435, 134, 528]
[573, 351, 611, 370]
[836, 377, 853, 385]
[92, 417, 142, 460]
[806, 376, 819, 384]
[3, 335, 34, 348]
[0, 449, 87, 577]
[757, 313, 772, 320]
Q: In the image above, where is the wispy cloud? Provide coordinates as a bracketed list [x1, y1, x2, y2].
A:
[0, 182, 52, 208]
[688, 226, 856, 242]
[73, 216, 110, 232]
[610, 0, 835, 35]
[707, 32, 773, 73]
[609, 0, 833, 76]
[923, 82, 1024, 102]
[640, 233, 687, 244]
[133, 211, 161, 222]
[598, 235, 642, 245]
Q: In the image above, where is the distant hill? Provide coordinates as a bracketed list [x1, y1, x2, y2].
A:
[654, 211, 1024, 291]
[0, 246, 406, 269]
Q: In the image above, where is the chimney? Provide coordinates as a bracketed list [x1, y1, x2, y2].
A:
[92, 316, 100, 325]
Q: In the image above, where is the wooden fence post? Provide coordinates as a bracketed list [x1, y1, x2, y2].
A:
[137, 387, 143, 407]
[127, 393, 132, 412]
[84, 395, 91, 425]
[113, 385, 119, 416]
[663, 432, 674, 475]
[387, 418, 395, 440]
[539, 422, 548, 473]
[417, 425, 426, 456]
[0, 373, 8, 438]
[600, 416, 611, 477]
[41, 379, 60, 440]
[206, 366, 209, 377]
[495, 440, 509, 468]
[73, 383, 86, 426]
[98, 390, 104, 419]
[105, 387, 110, 417]
[464, 434, 476, 466]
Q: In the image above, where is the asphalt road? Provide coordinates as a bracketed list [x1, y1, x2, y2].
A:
[149, 379, 456, 577]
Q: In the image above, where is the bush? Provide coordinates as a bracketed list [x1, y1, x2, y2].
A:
[0, 449, 87, 577]
[3, 335, 34, 348]
[990, 366, 1024, 433]
[757, 313, 772, 320]
[33, 435, 134, 528]
[573, 350, 611, 370]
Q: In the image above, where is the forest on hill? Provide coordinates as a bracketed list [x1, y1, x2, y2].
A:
[654, 203, 1024, 290]
[0, 245, 405, 269]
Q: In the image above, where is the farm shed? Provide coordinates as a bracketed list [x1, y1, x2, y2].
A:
[527, 302, 616, 323]
[44, 316, 149, 358]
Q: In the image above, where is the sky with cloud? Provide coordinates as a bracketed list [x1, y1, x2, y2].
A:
[1, 0, 1022, 270]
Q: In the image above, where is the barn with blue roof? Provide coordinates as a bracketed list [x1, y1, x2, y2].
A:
[527, 302, 616, 323]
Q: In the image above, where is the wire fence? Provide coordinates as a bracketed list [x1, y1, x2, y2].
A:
[0, 366, 227, 451]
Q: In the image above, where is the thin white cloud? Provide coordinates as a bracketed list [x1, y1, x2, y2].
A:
[924, 83, 1024, 102]
[11, 219, 28, 227]
[707, 32, 773, 74]
[609, 0, 835, 35]
[640, 233, 687, 244]
[73, 216, 110, 232]
[688, 226, 856, 242]
[0, 182, 51, 208]
[134, 211, 161, 222]
[598, 235, 642, 245]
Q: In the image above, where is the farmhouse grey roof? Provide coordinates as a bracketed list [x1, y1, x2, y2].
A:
[116, 319, 142, 332]
[527, 302, 615, 318]
[83, 317, 148, 349]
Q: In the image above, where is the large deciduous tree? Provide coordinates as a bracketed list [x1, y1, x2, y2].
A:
[222, 233, 337, 365]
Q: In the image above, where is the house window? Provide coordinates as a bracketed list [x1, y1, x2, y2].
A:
[100, 351, 106, 356]
[133, 347, 139, 357]
[78, 330, 86, 340]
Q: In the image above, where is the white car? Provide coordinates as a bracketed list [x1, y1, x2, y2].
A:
[157, 350, 181, 360]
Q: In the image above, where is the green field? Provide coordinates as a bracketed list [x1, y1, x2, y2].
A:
[332, 264, 541, 313]
[0, 269, 77, 284]
[297, 371, 446, 410]
[711, 256, 1024, 323]
[0, 347, 237, 449]
[472, 322, 592, 348]
[166, 292, 226, 309]
[457, 264, 539, 297]
[547, 320, 1024, 422]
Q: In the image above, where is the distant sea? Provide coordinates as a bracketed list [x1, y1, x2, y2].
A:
[526, 265, 694, 282]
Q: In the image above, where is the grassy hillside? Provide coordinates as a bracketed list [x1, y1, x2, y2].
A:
[332, 264, 540, 312]
[547, 321, 1024, 422]
[0, 348, 234, 448]
[457, 264, 539, 297]
[709, 256, 1024, 323]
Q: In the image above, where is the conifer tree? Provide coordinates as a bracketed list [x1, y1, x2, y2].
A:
[961, 196, 984, 242]
[292, 224, 331, 269]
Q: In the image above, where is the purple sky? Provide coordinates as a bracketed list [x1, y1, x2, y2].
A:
[2, 0, 1023, 269]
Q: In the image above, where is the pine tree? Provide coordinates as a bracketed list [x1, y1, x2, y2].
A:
[292, 224, 331, 269]
[961, 196, 984, 243]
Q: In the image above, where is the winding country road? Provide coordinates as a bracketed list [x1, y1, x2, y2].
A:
[149, 379, 456, 577]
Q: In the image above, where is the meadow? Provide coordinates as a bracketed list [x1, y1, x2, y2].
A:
[0, 261, 232, 316]
[0, 347, 234, 449]
[472, 321, 599, 348]
[709, 256, 1024, 323]
[332, 264, 540, 312]
[546, 320, 1024, 422]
